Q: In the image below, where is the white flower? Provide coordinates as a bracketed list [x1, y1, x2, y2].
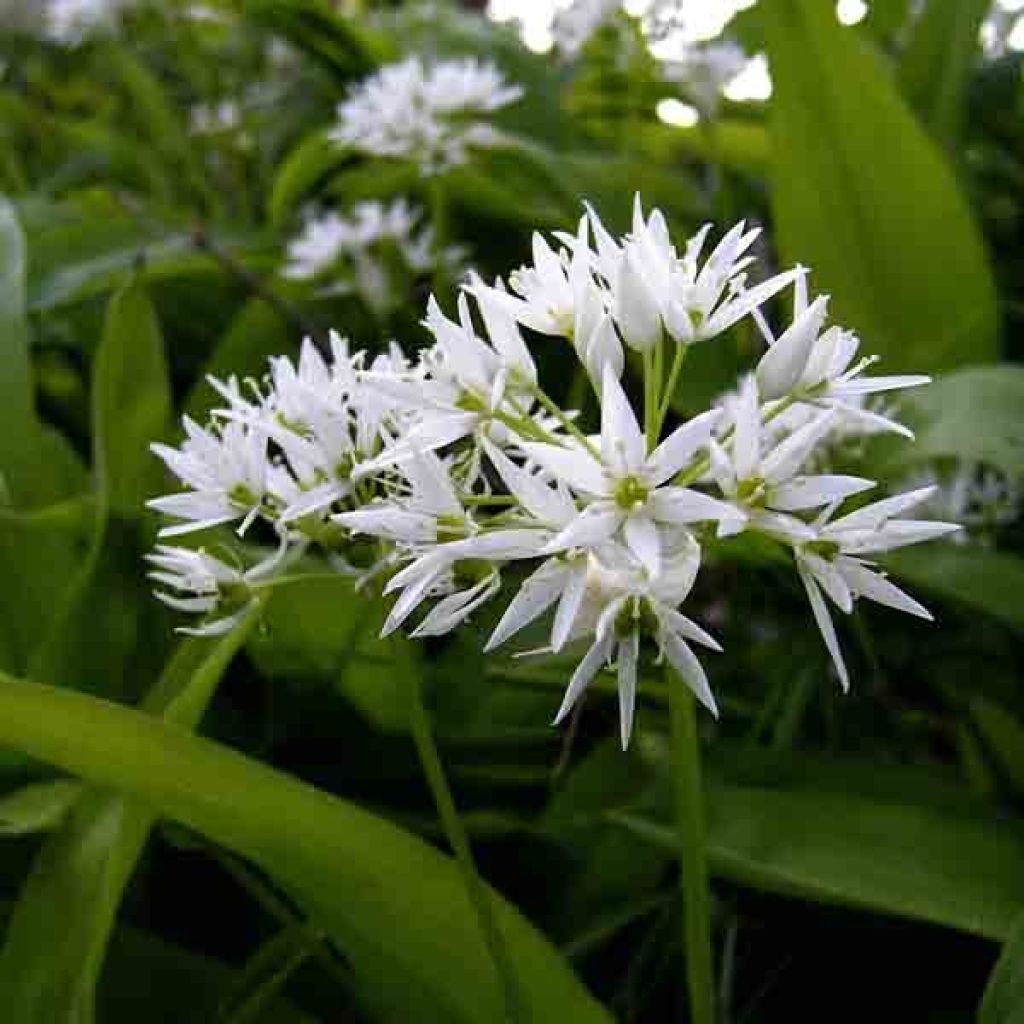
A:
[752, 275, 930, 435]
[794, 488, 960, 688]
[587, 198, 803, 349]
[709, 375, 875, 541]
[146, 543, 281, 635]
[46, 0, 130, 44]
[523, 365, 738, 576]
[663, 39, 749, 113]
[552, 0, 621, 57]
[545, 535, 720, 748]
[150, 419, 269, 537]
[331, 56, 522, 174]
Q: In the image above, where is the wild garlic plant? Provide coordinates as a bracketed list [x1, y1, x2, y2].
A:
[148, 197, 958, 749]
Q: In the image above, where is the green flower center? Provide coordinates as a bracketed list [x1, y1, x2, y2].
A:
[614, 475, 649, 511]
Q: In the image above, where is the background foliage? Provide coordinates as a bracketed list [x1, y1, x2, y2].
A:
[0, 0, 1023, 1020]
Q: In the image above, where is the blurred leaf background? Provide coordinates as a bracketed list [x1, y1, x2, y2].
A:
[0, 0, 1023, 1020]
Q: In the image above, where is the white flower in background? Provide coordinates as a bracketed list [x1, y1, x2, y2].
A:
[551, 0, 621, 56]
[189, 100, 243, 137]
[902, 462, 1021, 542]
[663, 39, 748, 113]
[46, 0, 131, 44]
[149, 196, 958, 748]
[794, 488, 959, 688]
[283, 201, 463, 313]
[331, 56, 523, 174]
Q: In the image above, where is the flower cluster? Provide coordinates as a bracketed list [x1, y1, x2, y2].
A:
[282, 200, 463, 314]
[330, 56, 522, 175]
[148, 197, 957, 748]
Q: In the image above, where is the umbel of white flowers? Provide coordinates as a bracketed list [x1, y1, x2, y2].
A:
[330, 56, 522, 175]
[147, 197, 958, 749]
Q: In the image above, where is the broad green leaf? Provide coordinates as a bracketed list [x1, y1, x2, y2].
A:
[0, 674, 610, 1024]
[0, 780, 81, 837]
[899, 0, 990, 148]
[881, 366, 1024, 477]
[761, 0, 998, 372]
[980, 912, 1024, 1024]
[883, 544, 1024, 633]
[0, 619, 256, 1023]
[615, 779, 1024, 940]
[92, 284, 172, 517]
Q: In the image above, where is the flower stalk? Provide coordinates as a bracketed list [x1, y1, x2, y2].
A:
[667, 668, 715, 1024]
[405, 673, 523, 1023]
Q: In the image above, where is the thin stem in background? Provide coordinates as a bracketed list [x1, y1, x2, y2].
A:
[405, 675, 524, 1024]
[666, 669, 716, 1024]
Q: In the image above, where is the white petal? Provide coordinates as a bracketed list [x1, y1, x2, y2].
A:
[825, 487, 935, 532]
[623, 514, 661, 577]
[601, 363, 645, 474]
[542, 504, 621, 555]
[702, 267, 804, 339]
[648, 408, 722, 484]
[798, 564, 850, 691]
[615, 249, 661, 352]
[551, 561, 590, 651]
[648, 487, 744, 527]
[655, 604, 722, 651]
[660, 631, 718, 716]
[483, 440, 574, 527]
[617, 631, 640, 749]
[334, 506, 435, 543]
[553, 632, 614, 725]
[800, 552, 854, 613]
[839, 520, 960, 554]
[768, 475, 875, 512]
[756, 295, 828, 400]
[412, 573, 501, 637]
[760, 410, 837, 484]
[520, 441, 607, 496]
[837, 558, 933, 620]
[732, 375, 761, 481]
[486, 559, 570, 650]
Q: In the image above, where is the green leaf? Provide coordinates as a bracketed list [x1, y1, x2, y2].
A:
[0, 674, 610, 1024]
[0, 780, 82, 837]
[269, 130, 350, 229]
[0, 620, 256, 1023]
[615, 778, 1024, 940]
[761, 0, 999, 372]
[883, 544, 1024, 633]
[92, 283, 172, 517]
[980, 911, 1024, 1024]
[969, 697, 1024, 795]
[899, 0, 990, 148]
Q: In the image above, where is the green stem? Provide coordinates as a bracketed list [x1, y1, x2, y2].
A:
[528, 386, 601, 460]
[666, 670, 715, 1024]
[654, 343, 690, 439]
[406, 676, 523, 1023]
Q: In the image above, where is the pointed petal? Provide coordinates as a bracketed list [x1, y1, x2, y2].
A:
[756, 295, 828, 400]
[732, 375, 761, 481]
[648, 408, 722, 484]
[519, 441, 607, 496]
[617, 631, 640, 749]
[623, 514, 661, 577]
[760, 410, 837, 484]
[601, 363, 645, 473]
[486, 559, 569, 650]
[648, 486, 744, 527]
[798, 564, 850, 691]
[661, 631, 718, 715]
[551, 561, 590, 651]
[553, 632, 614, 725]
[838, 559, 933, 619]
[768, 475, 875, 512]
[542, 504, 621, 555]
